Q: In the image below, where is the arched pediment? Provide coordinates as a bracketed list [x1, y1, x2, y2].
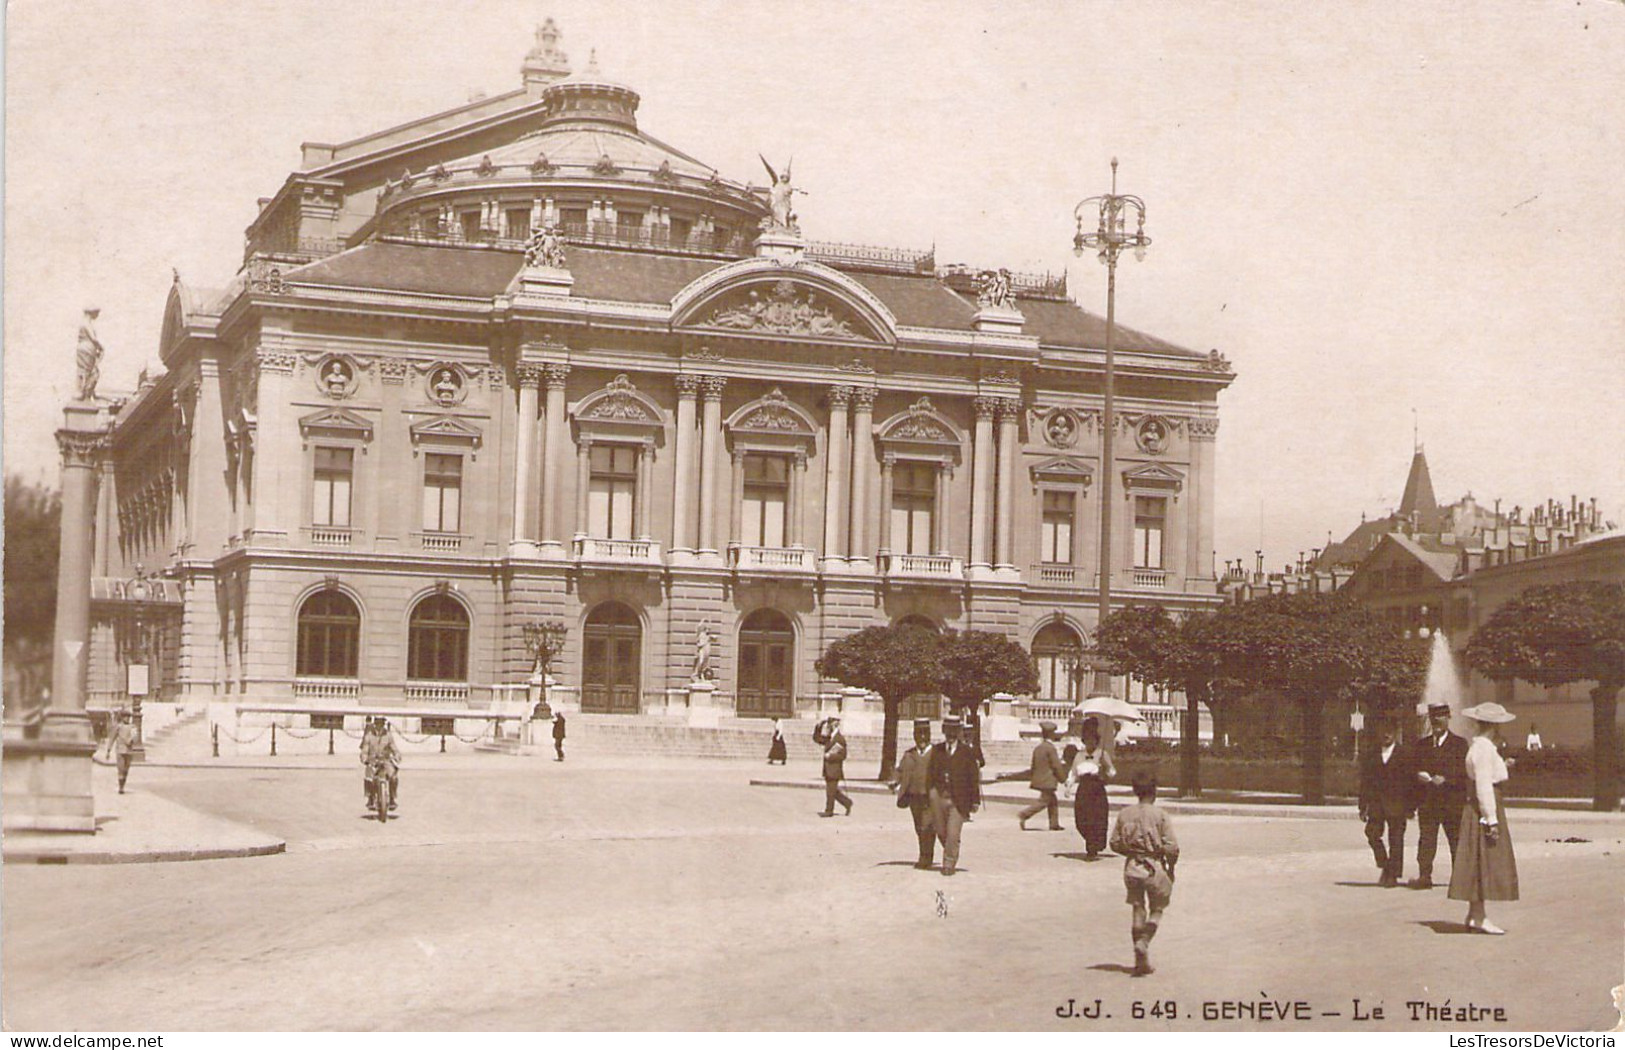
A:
[725, 387, 817, 437]
[670, 258, 897, 344]
[572, 373, 664, 426]
[876, 397, 965, 448]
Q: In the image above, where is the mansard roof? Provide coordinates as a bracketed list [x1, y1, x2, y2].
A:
[282, 239, 1206, 357]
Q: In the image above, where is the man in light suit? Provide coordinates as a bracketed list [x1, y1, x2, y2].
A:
[892, 718, 938, 869]
[927, 714, 982, 876]
[1018, 721, 1067, 831]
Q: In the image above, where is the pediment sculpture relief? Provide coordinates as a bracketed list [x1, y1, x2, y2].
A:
[705, 280, 858, 339]
[581, 374, 658, 423]
[737, 388, 809, 433]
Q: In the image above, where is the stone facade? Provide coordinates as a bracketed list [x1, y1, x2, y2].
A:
[82, 26, 1233, 723]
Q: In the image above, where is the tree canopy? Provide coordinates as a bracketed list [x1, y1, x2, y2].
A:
[815, 623, 945, 780]
[1465, 580, 1625, 810]
[937, 629, 1038, 712]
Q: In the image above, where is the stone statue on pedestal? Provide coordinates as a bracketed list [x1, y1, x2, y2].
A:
[525, 223, 566, 268]
[692, 623, 714, 682]
[74, 309, 104, 402]
[758, 155, 805, 231]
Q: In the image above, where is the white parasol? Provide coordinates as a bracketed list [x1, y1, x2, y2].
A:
[1072, 695, 1146, 722]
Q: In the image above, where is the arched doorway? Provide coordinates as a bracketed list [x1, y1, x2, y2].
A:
[737, 609, 794, 718]
[894, 614, 942, 721]
[1033, 622, 1083, 705]
[296, 589, 360, 678]
[581, 602, 641, 713]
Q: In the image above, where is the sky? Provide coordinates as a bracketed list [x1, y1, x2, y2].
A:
[5, 0, 1623, 570]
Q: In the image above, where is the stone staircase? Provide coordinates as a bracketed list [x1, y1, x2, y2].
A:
[137, 707, 211, 762]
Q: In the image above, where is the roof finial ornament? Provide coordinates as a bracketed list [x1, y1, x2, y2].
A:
[758, 154, 805, 231]
[584, 48, 601, 77]
[522, 16, 571, 88]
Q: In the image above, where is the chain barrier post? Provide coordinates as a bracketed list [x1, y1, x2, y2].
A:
[271, 722, 277, 757]
[440, 733, 447, 754]
[328, 727, 335, 755]
[212, 722, 219, 758]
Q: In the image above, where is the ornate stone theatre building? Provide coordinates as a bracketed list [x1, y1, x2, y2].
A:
[84, 23, 1234, 727]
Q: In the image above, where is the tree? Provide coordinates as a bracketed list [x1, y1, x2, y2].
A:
[937, 629, 1038, 714]
[1464, 581, 1625, 812]
[1198, 592, 1425, 804]
[815, 624, 944, 780]
[1096, 605, 1223, 797]
[3, 475, 61, 721]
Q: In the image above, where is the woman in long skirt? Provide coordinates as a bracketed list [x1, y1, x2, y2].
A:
[1448, 702, 1520, 934]
[1066, 717, 1116, 858]
[767, 718, 788, 765]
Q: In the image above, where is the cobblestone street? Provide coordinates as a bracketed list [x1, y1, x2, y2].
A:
[4, 756, 1621, 1031]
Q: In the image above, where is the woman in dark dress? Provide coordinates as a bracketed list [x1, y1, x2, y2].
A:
[1065, 717, 1116, 857]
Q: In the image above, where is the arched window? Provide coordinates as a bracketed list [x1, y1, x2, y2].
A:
[297, 590, 360, 678]
[408, 594, 469, 681]
[1033, 622, 1083, 704]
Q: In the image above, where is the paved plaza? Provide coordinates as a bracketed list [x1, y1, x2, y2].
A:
[4, 754, 1622, 1032]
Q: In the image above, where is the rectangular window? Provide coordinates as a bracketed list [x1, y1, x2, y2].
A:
[505, 208, 531, 241]
[312, 447, 353, 527]
[617, 210, 645, 236]
[670, 217, 692, 244]
[1041, 490, 1075, 563]
[587, 444, 638, 539]
[559, 208, 588, 232]
[889, 461, 936, 555]
[422, 453, 463, 532]
[741, 453, 789, 547]
[1133, 495, 1166, 569]
[460, 211, 481, 240]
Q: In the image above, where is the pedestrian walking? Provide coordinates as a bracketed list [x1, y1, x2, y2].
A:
[1109, 770, 1179, 976]
[1408, 700, 1468, 888]
[890, 718, 937, 869]
[1018, 721, 1067, 831]
[1449, 702, 1520, 935]
[814, 715, 852, 817]
[1066, 717, 1115, 858]
[926, 714, 981, 876]
[767, 718, 788, 765]
[552, 712, 567, 761]
[1524, 723, 1543, 752]
[1358, 716, 1414, 887]
[102, 709, 136, 794]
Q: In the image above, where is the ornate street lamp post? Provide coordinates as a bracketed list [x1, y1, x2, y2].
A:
[1074, 158, 1150, 694]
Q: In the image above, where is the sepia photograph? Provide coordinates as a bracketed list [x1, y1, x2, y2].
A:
[3, 0, 1623, 1036]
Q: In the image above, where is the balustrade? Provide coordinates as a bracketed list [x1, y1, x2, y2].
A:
[306, 526, 355, 548]
[573, 537, 660, 563]
[404, 681, 471, 704]
[293, 678, 360, 702]
[879, 552, 963, 579]
[730, 546, 813, 572]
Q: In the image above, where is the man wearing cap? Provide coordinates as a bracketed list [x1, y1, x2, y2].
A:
[1358, 716, 1414, 887]
[1018, 722, 1067, 831]
[815, 715, 852, 817]
[927, 714, 982, 875]
[1408, 701, 1468, 888]
[891, 718, 938, 868]
[101, 710, 137, 794]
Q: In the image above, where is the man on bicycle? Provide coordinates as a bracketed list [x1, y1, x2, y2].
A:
[360, 717, 401, 811]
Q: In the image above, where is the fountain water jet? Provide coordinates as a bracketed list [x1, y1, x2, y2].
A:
[1419, 630, 1468, 736]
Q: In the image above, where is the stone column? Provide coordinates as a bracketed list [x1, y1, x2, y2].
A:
[995, 398, 1020, 571]
[3, 406, 104, 832]
[969, 396, 997, 571]
[877, 453, 896, 557]
[847, 387, 876, 567]
[821, 386, 851, 568]
[1191, 417, 1219, 582]
[574, 437, 593, 540]
[934, 465, 952, 556]
[93, 456, 115, 576]
[511, 363, 543, 554]
[637, 440, 654, 542]
[697, 376, 726, 557]
[540, 363, 571, 556]
[671, 375, 700, 557]
[729, 449, 746, 551]
[790, 452, 807, 547]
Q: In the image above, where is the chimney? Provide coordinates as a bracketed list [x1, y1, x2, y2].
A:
[1255, 549, 1264, 580]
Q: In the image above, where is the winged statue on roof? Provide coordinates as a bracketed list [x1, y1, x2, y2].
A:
[759, 154, 806, 231]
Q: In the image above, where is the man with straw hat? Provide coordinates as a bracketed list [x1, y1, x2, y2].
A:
[1408, 700, 1468, 889]
[926, 714, 982, 876]
[1448, 701, 1520, 934]
[891, 718, 938, 869]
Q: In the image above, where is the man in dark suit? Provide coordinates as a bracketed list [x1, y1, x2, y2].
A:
[1408, 701, 1468, 888]
[816, 715, 852, 817]
[927, 714, 982, 876]
[1359, 716, 1414, 887]
[891, 718, 937, 868]
[1018, 721, 1067, 830]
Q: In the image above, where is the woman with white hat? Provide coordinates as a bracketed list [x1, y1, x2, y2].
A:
[1448, 701, 1520, 934]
